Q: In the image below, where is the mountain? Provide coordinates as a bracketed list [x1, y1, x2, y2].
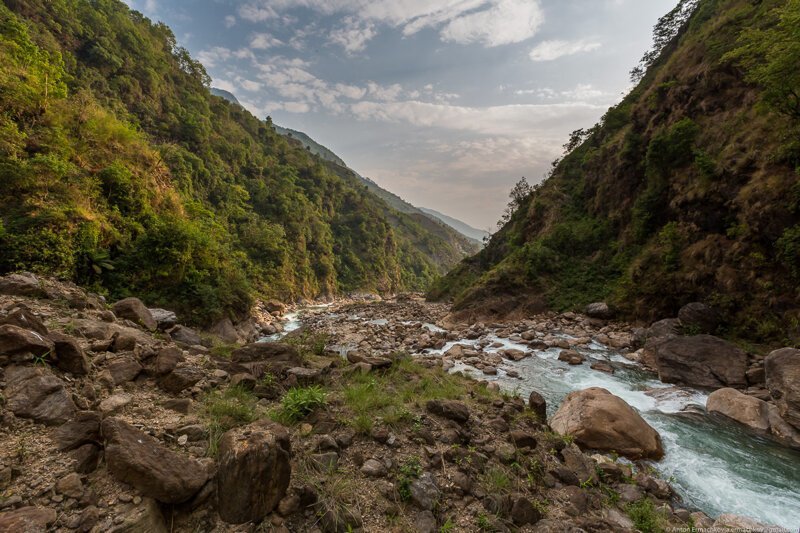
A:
[210, 87, 240, 106]
[0, 0, 476, 325]
[272, 125, 347, 167]
[430, 0, 800, 346]
[418, 207, 490, 244]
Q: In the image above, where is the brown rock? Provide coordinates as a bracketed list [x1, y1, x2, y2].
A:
[426, 399, 470, 424]
[707, 388, 770, 433]
[210, 317, 239, 344]
[72, 443, 102, 474]
[56, 472, 84, 498]
[106, 357, 142, 385]
[159, 365, 204, 393]
[230, 342, 301, 371]
[112, 297, 157, 331]
[558, 350, 585, 365]
[528, 391, 547, 422]
[765, 347, 800, 430]
[54, 411, 101, 451]
[0, 324, 54, 363]
[5, 365, 76, 425]
[0, 306, 48, 335]
[49, 332, 90, 375]
[677, 302, 720, 333]
[154, 346, 184, 375]
[654, 335, 747, 388]
[102, 417, 209, 504]
[217, 421, 292, 524]
[0, 506, 57, 530]
[169, 325, 203, 346]
[550, 387, 663, 459]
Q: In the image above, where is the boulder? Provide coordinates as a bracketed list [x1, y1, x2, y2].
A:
[102, 417, 209, 504]
[159, 365, 204, 393]
[49, 332, 90, 375]
[5, 365, 76, 425]
[154, 346, 185, 375]
[217, 421, 292, 524]
[169, 325, 203, 346]
[677, 302, 720, 333]
[653, 335, 747, 388]
[712, 514, 774, 531]
[550, 387, 663, 459]
[707, 388, 770, 433]
[54, 411, 102, 451]
[210, 317, 239, 344]
[558, 350, 585, 365]
[264, 300, 287, 314]
[0, 306, 48, 335]
[230, 342, 301, 373]
[426, 399, 470, 424]
[0, 273, 46, 297]
[106, 356, 143, 385]
[528, 391, 547, 422]
[0, 507, 57, 530]
[112, 298, 157, 331]
[148, 308, 177, 331]
[584, 302, 612, 319]
[107, 498, 167, 533]
[647, 318, 681, 340]
[764, 348, 800, 430]
[0, 324, 54, 363]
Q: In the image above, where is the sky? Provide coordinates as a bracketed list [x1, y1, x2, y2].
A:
[123, 0, 677, 230]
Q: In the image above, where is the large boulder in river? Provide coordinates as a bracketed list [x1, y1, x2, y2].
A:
[112, 297, 157, 331]
[677, 302, 720, 334]
[102, 417, 209, 504]
[217, 421, 292, 524]
[550, 387, 663, 460]
[5, 365, 76, 425]
[706, 388, 770, 433]
[653, 335, 747, 389]
[764, 348, 800, 430]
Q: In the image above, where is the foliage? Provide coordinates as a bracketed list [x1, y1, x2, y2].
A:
[274, 385, 327, 424]
[625, 499, 668, 533]
[203, 385, 258, 455]
[396, 456, 422, 502]
[631, 0, 700, 82]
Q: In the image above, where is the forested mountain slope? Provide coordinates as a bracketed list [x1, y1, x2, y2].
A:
[0, 0, 471, 324]
[431, 0, 800, 345]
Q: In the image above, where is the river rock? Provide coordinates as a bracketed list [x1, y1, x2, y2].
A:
[558, 350, 585, 365]
[712, 514, 774, 531]
[1, 305, 48, 335]
[217, 421, 292, 524]
[149, 308, 177, 331]
[49, 332, 90, 375]
[0, 324, 54, 363]
[653, 335, 747, 388]
[706, 388, 770, 432]
[210, 317, 239, 344]
[528, 391, 547, 422]
[5, 365, 76, 425]
[0, 273, 46, 297]
[764, 347, 800, 430]
[550, 387, 663, 459]
[168, 325, 202, 346]
[585, 302, 612, 319]
[677, 302, 720, 333]
[102, 417, 209, 503]
[112, 297, 157, 331]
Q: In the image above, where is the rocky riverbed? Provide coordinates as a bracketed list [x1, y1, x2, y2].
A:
[0, 274, 796, 532]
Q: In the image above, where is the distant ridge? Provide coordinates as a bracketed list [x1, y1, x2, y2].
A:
[419, 207, 490, 244]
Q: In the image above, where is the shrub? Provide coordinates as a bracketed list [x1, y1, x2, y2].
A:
[274, 385, 327, 424]
[625, 498, 667, 533]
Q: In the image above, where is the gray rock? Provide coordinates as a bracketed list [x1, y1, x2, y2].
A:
[426, 399, 470, 424]
[410, 472, 440, 510]
[5, 365, 76, 425]
[765, 347, 800, 430]
[528, 391, 547, 422]
[654, 335, 747, 388]
[149, 308, 177, 331]
[585, 302, 612, 319]
[360, 459, 387, 478]
[0, 324, 54, 363]
[154, 346, 184, 375]
[511, 495, 542, 525]
[0, 273, 46, 297]
[413, 510, 437, 533]
[159, 365, 204, 393]
[678, 302, 720, 333]
[169, 325, 202, 346]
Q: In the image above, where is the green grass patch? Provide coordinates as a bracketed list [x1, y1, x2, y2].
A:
[625, 498, 668, 533]
[272, 385, 327, 425]
[203, 385, 259, 456]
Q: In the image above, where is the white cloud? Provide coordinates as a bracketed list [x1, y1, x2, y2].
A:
[250, 33, 284, 49]
[440, 0, 544, 46]
[224, 15, 236, 28]
[329, 17, 377, 54]
[238, 2, 277, 22]
[529, 39, 601, 62]
[513, 83, 610, 103]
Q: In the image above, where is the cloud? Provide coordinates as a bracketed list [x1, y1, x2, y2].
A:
[224, 15, 236, 28]
[440, 0, 544, 47]
[238, 2, 277, 22]
[328, 17, 377, 54]
[250, 33, 284, 49]
[529, 39, 601, 62]
[512, 83, 611, 103]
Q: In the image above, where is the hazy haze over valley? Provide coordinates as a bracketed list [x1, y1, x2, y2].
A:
[123, 0, 675, 229]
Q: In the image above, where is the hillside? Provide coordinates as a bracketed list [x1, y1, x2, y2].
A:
[0, 0, 474, 324]
[419, 207, 490, 244]
[430, 0, 800, 346]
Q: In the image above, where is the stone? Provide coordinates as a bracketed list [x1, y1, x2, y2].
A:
[230, 342, 301, 374]
[0, 273, 46, 297]
[48, 332, 90, 375]
[654, 335, 747, 388]
[647, 318, 682, 340]
[54, 411, 101, 451]
[56, 472, 84, 498]
[159, 365, 204, 393]
[510, 495, 541, 525]
[360, 459, 387, 478]
[617, 484, 644, 503]
[210, 317, 239, 344]
[528, 391, 547, 422]
[707, 388, 770, 433]
[550, 387, 663, 459]
[72, 443, 102, 474]
[99, 393, 133, 414]
[426, 399, 470, 424]
[764, 347, 800, 430]
[264, 300, 287, 314]
[590, 361, 614, 374]
[1, 306, 48, 335]
[169, 325, 202, 346]
[102, 417, 209, 504]
[107, 498, 167, 533]
[311, 452, 339, 471]
[558, 350, 585, 365]
[509, 430, 537, 449]
[149, 308, 177, 331]
[413, 510, 437, 533]
[163, 398, 192, 414]
[410, 472, 440, 511]
[217, 421, 292, 524]
[0, 324, 54, 363]
[5, 365, 76, 425]
[585, 302, 612, 319]
[712, 514, 774, 531]
[154, 346, 184, 375]
[106, 357, 142, 385]
[111, 332, 138, 352]
[277, 493, 301, 517]
[112, 297, 157, 331]
[0, 506, 57, 530]
[678, 302, 720, 334]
